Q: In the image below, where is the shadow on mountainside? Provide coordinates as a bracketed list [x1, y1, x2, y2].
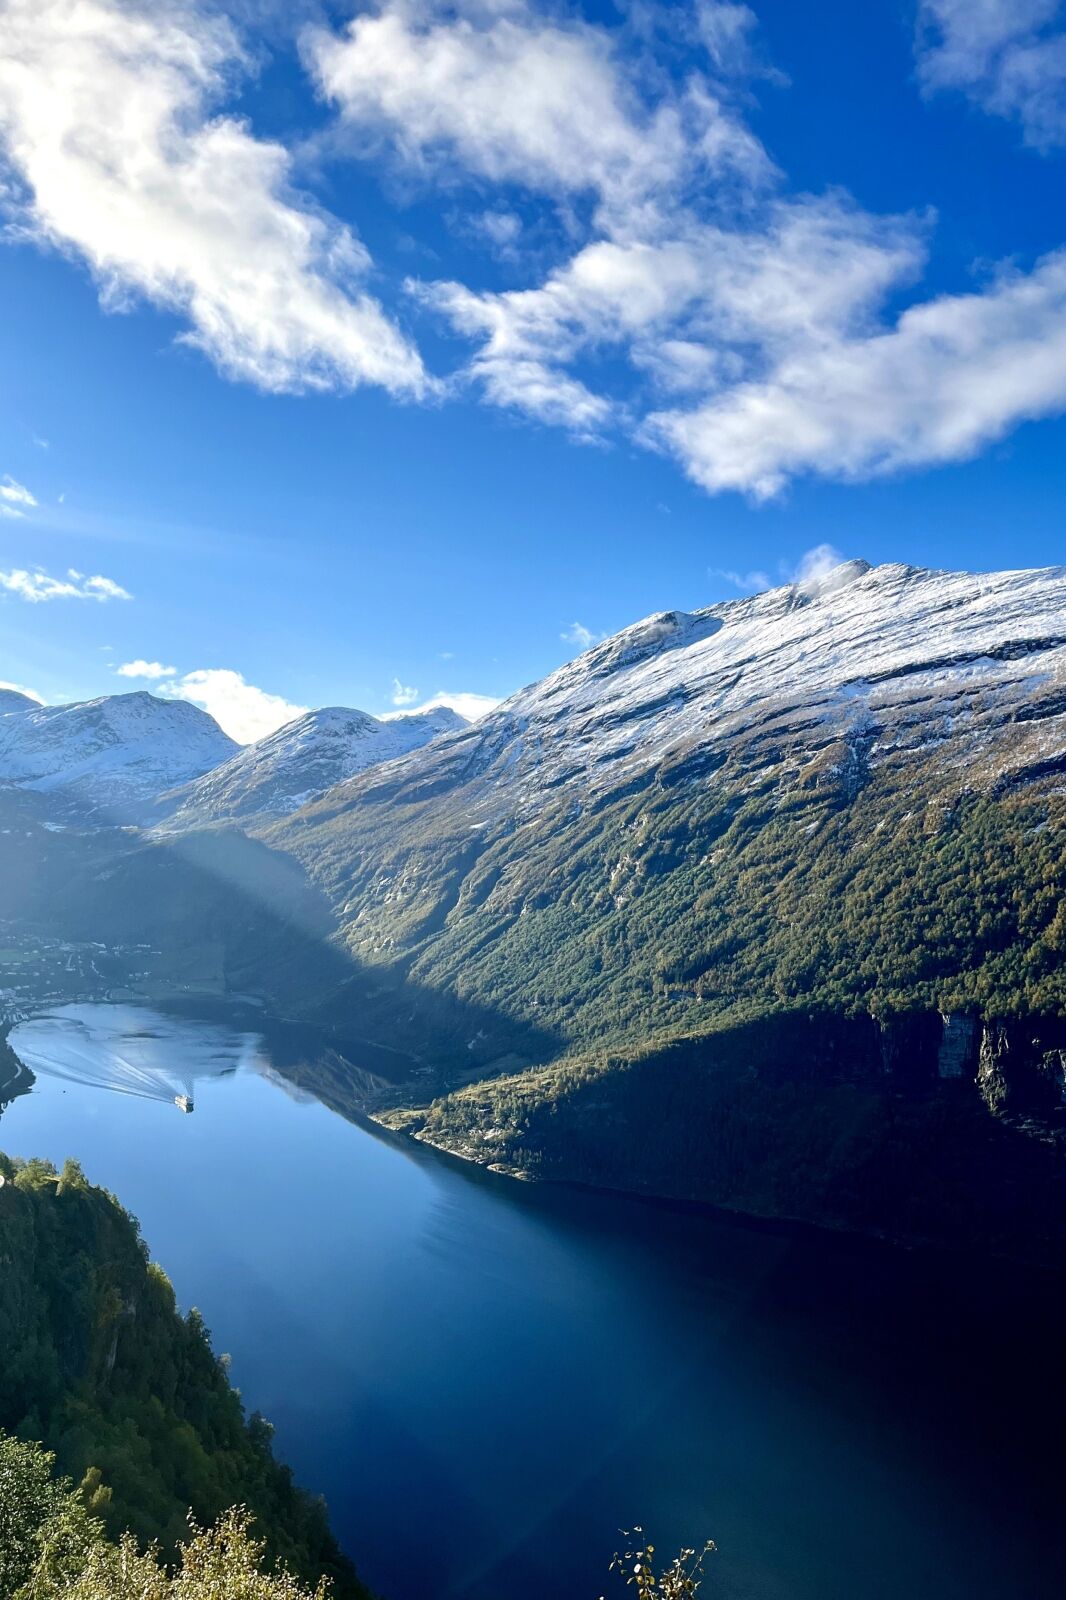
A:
[0, 804, 561, 1093]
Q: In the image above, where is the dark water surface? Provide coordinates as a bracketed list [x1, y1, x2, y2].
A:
[4, 1004, 1062, 1600]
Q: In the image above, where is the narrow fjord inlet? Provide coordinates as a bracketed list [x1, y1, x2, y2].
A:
[2, 1004, 1062, 1600]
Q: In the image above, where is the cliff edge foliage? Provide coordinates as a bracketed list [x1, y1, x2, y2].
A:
[0, 1154, 366, 1599]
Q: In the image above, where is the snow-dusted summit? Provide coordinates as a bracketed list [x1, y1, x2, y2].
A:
[0, 688, 38, 714]
[436, 558, 1066, 810]
[276, 560, 1066, 958]
[0, 691, 238, 821]
[159, 703, 468, 827]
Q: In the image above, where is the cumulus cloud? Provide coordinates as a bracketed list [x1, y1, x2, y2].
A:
[560, 621, 603, 649]
[0, 567, 132, 602]
[917, 0, 1066, 148]
[158, 668, 308, 744]
[390, 677, 420, 706]
[307, 0, 1066, 496]
[115, 659, 177, 680]
[389, 690, 501, 721]
[0, 0, 427, 399]
[305, 0, 770, 215]
[645, 250, 1066, 496]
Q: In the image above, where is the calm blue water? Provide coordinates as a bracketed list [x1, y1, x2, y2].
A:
[3, 1004, 1062, 1600]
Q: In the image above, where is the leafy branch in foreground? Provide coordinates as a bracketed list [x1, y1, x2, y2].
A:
[605, 1528, 717, 1600]
[0, 1433, 330, 1600]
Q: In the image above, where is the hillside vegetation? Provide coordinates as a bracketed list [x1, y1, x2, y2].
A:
[0, 1153, 366, 1599]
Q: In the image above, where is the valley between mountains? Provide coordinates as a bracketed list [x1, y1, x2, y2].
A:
[3, 559, 1065, 1261]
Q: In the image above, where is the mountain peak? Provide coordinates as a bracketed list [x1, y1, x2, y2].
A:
[795, 556, 872, 597]
[159, 701, 469, 827]
[0, 689, 237, 821]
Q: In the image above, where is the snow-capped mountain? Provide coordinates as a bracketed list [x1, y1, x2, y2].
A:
[275, 560, 1066, 1047]
[0, 691, 238, 821]
[479, 556, 1066, 801]
[290, 560, 1066, 835]
[159, 703, 468, 827]
[0, 688, 38, 714]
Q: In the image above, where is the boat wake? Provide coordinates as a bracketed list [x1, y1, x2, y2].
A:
[8, 1005, 266, 1107]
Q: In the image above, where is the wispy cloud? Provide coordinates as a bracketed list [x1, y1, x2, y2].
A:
[158, 668, 307, 743]
[709, 565, 771, 592]
[1, 475, 37, 509]
[560, 621, 604, 650]
[115, 659, 177, 680]
[0, 0, 428, 399]
[0, 567, 131, 602]
[390, 677, 420, 707]
[917, 0, 1066, 149]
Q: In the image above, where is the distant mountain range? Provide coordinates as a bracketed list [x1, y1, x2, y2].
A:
[0, 690, 467, 825]
[0, 691, 238, 821]
[2, 560, 1064, 1258]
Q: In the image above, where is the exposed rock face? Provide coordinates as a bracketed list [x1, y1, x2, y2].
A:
[977, 1019, 1066, 1118]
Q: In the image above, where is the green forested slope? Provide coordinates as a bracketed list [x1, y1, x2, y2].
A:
[0, 1154, 366, 1599]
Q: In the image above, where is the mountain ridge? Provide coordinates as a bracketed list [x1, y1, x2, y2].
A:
[157, 702, 468, 827]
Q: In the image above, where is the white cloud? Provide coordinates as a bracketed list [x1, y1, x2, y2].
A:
[917, 1, 1066, 148]
[305, 0, 769, 218]
[475, 210, 523, 255]
[709, 565, 771, 592]
[0, 678, 45, 703]
[1, 475, 36, 508]
[115, 659, 177, 680]
[158, 668, 308, 744]
[0, 567, 132, 602]
[560, 620, 603, 649]
[418, 196, 925, 438]
[790, 543, 845, 584]
[307, 0, 1066, 496]
[390, 677, 420, 706]
[389, 690, 500, 722]
[646, 249, 1066, 496]
[0, 0, 428, 399]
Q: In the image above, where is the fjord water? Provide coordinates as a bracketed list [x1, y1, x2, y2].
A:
[4, 1006, 1061, 1600]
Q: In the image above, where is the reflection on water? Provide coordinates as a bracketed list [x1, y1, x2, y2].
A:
[3, 1005, 1064, 1600]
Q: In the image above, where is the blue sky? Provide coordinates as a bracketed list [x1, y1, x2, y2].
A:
[1, 0, 1065, 740]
